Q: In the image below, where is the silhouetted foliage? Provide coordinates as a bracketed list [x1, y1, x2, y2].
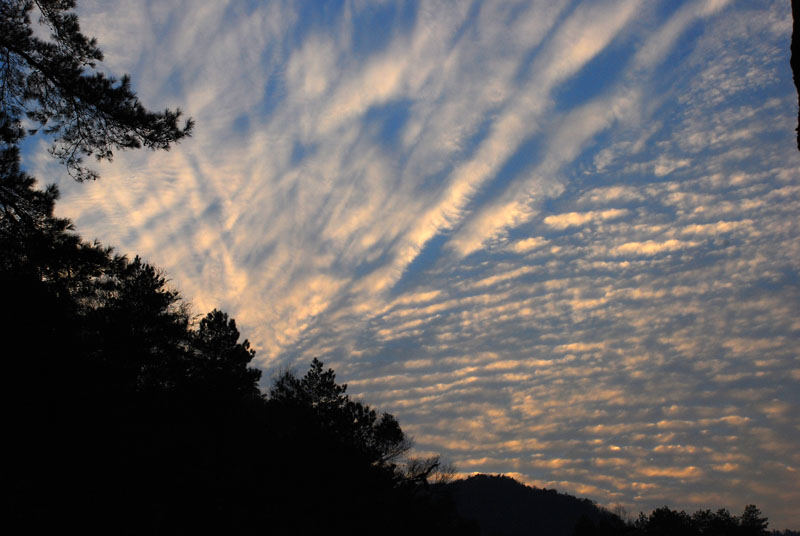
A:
[740, 505, 771, 536]
[0, 3, 477, 533]
[636, 506, 696, 536]
[0, 5, 466, 525]
[1, 133, 267, 533]
[264, 359, 473, 534]
[438, 475, 781, 536]
[1, 146, 467, 532]
[189, 309, 262, 399]
[691, 508, 743, 536]
[269, 357, 411, 466]
[573, 503, 771, 536]
[404, 454, 457, 486]
[1, 0, 193, 180]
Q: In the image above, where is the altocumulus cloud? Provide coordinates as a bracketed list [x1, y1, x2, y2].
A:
[28, 0, 800, 528]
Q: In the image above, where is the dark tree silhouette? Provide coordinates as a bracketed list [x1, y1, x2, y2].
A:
[1, 172, 465, 534]
[189, 309, 262, 399]
[569, 502, 772, 536]
[741, 505, 771, 536]
[0, 7, 463, 532]
[636, 507, 696, 536]
[269, 357, 411, 466]
[404, 454, 456, 486]
[626, 504, 770, 536]
[1, 0, 193, 180]
[265, 359, 471, 535]
[691, 508, 740, 536]
[0, 147, 267, 532]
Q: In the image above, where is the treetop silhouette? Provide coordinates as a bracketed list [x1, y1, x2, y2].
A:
[1, 0, 193, 180]
[270, 357, 411, 467]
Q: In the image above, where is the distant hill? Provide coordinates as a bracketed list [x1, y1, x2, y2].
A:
[443, 474, 622, 536]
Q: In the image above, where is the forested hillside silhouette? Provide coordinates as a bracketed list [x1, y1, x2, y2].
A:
[1, 2, 466, 533]
[573, 503, 771, 536]
[446, 474, 620, 536]
[1, 161, 468, 531]
[1, 145, 467, 532]
[444, 475, 776, 536]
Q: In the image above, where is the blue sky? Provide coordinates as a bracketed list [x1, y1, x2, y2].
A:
[24, 0, 800, 528]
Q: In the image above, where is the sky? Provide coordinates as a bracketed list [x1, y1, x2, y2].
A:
[23, 0, 800, 529]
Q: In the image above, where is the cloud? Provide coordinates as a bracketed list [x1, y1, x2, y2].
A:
[612, 239, 697, 256]
[31, 0, 800, 528]
[545, 209, 629, 230]
[508, 237, 548, 253]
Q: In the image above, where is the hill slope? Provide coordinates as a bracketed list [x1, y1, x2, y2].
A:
[444, 474, 620, 536]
